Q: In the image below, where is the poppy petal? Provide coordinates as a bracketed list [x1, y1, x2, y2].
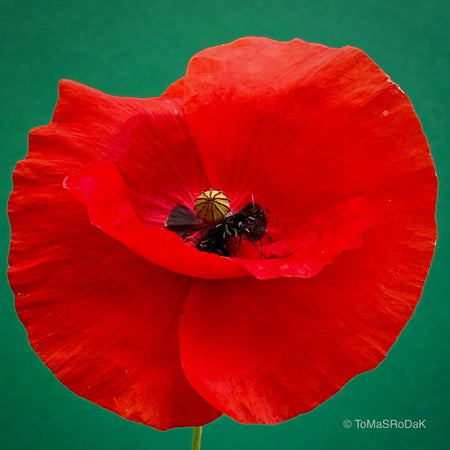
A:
[231, 196, 375, 279]
[32, 79, 209, 225]
[162, 77, 185, 101]
[183, 37, 396, 203]
[63, 160, 248, 279]
[183, 37, 436, 278]
[8, 158, 221, 430]
[179, 210, 436, 424]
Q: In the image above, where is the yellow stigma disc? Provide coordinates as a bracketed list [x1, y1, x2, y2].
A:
[194, 189, 231, 225]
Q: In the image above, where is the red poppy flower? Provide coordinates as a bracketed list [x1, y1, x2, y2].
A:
[8, 37, 437, 431]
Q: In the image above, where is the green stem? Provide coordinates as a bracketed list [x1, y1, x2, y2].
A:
[191, 426, 203, 450]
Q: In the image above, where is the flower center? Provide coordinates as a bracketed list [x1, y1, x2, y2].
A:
[193, 189, 231, 225]
[165, 189, 268, 257]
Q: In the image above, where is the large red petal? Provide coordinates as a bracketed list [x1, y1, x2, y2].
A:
[31, 79, 209, 224]
[183, 37, 436, 278]
[179, 206, 436, 423]
[8, 158, 221, 430]
[63, 160, 248, 279]
[231, 196, 375, 279]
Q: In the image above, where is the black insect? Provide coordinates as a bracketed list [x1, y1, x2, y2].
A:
[196, 203, 268, 256]
[166, 202, 268, 257]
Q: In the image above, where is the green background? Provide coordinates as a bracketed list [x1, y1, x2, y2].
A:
[1, 0, 449, 449]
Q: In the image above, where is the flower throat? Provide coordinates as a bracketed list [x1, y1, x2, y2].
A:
[166, 189, 268, 257]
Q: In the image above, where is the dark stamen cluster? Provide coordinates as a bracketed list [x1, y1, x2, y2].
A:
[196, 203, 267, 256]
[166, 203, 268, 257]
